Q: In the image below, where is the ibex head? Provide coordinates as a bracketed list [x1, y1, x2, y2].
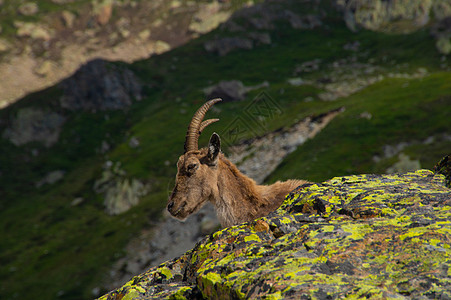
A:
[167, 98, 222, 220]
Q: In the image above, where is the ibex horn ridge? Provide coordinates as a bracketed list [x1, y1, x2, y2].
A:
[184, 98, 222, 153]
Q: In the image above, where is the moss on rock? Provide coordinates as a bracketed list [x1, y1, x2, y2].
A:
[99, 170, 451, 299]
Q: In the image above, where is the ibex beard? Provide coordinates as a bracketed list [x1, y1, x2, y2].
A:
[168, 98, 309, 227]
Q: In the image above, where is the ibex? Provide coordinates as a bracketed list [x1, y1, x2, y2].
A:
[167, 98, 308, 227]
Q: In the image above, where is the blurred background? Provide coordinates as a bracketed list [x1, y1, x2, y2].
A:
[0, 0, 450, 299]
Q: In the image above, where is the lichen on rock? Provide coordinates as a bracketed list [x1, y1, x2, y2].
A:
[99, 170, 450, 299]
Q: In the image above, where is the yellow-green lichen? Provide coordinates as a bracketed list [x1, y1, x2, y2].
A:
[159, 266, 173, 279]
[244, 233, 261, 242]
[99, 170, 451, 300]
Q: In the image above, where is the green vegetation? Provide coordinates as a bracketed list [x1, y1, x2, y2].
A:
[267, 73, 451, 183]
[0, 2, 450, 300]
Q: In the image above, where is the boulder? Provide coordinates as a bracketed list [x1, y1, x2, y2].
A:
[431, 17, 451, 55]
[14, 21, 53, 41]
[189, 2, 232, 34]
[61, 10, 76, 28]
[34, 60, 53, 77]
[386, 153, 422, 174]
[203, 80, 269, 102]
[35, 170, 65, 188]
[203, 80, 247, 102]
[59, 59, 142, 111]
[336, 0, 451, 33]
[18, 2, 39, 16]
[93, 0, 113, 26]
[434, 154, 451, 188]
[204, 37, 253, 56]
[2, 107, 65, 147]
[99, 169, 451, 299]
[51, 0, 76, 3]
[93, 161, 150, 215]
[0, 38, 10, 53]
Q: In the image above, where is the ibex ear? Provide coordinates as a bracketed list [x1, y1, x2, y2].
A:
[207, 132, 221, 164]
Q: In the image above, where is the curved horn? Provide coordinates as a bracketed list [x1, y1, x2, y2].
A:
[199, 119, 219, 134]
[184, 98, 222, 152]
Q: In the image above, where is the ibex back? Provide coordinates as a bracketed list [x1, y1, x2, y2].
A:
[168, 98, 308, 227]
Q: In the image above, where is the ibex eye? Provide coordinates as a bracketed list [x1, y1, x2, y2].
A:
[187, 163, 198, 170]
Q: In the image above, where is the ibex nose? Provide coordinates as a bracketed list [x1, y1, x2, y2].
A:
[167, 201, 174, 212]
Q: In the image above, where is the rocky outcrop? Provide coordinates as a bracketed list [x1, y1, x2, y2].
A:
[2, 59, 141, 148]
[431, 17, 451, 55]
[222, 2, 323, 33]
[204, 1, 322, 56]
[0, 0, 249, 108]
[335, 0, 451, 33]
[188, 2, 233, 35]
[204, 37, 254, 56]
[104, 204, 220, 291]
[335, 0, 451, 54]
[35, 170, 65, 188]
[59, 59, 142, 111]
[94, 161, 150, 215]
[202, 80, 269, 102]
[434, 154, 451, 188]
[2, 107, 65, 147]
[99, 169, 451, 299]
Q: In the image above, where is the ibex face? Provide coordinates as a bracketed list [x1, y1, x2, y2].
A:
[167, 98, 222, 220]
[168, 134, 221, 220]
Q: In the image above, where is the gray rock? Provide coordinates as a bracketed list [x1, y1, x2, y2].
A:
[103, 178, 148, 215]
[431, 17, 451, 54]
[128, 137, 140, 148]
[35, 170, 65, 188]
[61, 10, 76, 28]
[204, 37, 253, 56]
[247, 32, 271, 45]
[14, 21, 52, 40]
[343, 41, 360, 51]
[105, 204, 220, 290]
[336, 0, 451, 33]
[0, 38, 10, 53]
[283, 11, 322, 29]
[18, 2, 39, 16]
[436, 37, 451, 55]
[94, 161, 149, 215]
[71, 197, 84, 206]
[59, 59, 142, 111]
[203, 80, 247, 102]
[2, 108, 65, 147]
[287, 77, 304, 86]
[51, 0, 75, 3]
[203, 80, 269, 102]
[386, 153, 421, 174]
[188, 2, 231, 34]
[294, 59, 322, 74]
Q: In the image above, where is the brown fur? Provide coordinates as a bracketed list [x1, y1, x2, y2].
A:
[168, 144, 309, 227]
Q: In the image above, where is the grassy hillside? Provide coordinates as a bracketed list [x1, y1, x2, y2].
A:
[0, 2, 450, 299]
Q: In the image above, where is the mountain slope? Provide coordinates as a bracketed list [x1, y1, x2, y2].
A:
[0, 1, 450, 299]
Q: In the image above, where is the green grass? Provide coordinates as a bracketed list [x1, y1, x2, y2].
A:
[0, 3, 450, 299]
[266, 73, 451, 183]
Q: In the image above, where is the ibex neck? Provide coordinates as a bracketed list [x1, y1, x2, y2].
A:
[213, 155, 269, 227]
